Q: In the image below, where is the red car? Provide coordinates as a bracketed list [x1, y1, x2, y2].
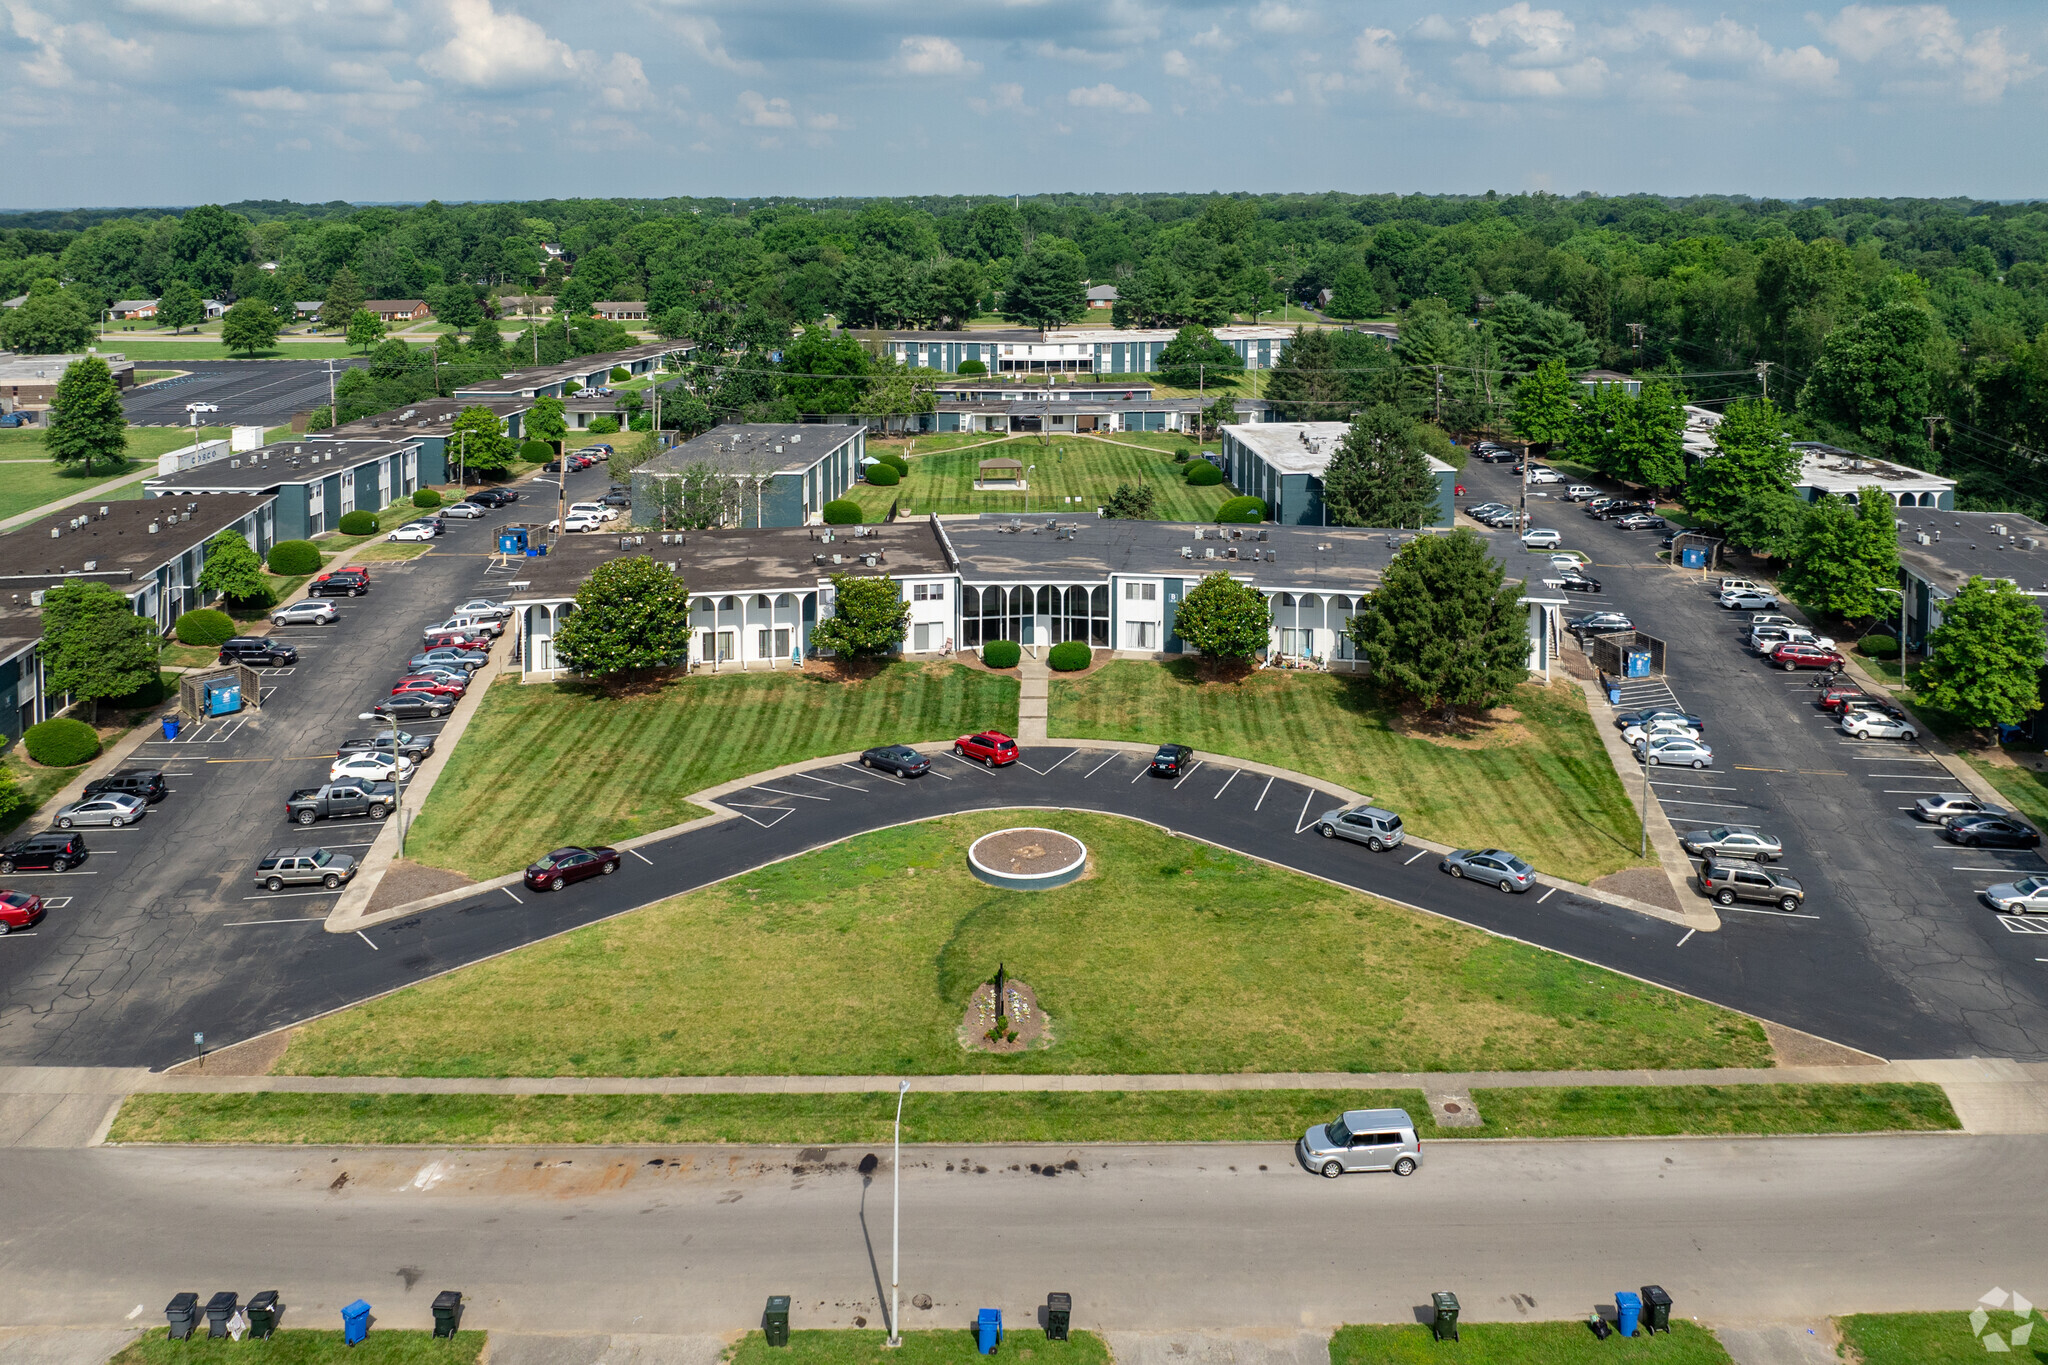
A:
[423, 631, 490, 651]
[1770, 642, 1846, 672]
[0, 889, 45, 934]
[954, 731, 1019, 767]
[524, 845, 621, 891]
[391, 676, 465, 698]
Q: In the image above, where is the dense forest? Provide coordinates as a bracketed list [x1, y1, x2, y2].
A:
[5, 192, 2048, 512]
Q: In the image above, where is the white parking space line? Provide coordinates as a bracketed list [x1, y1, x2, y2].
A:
[0, 933, 38, 940]
[1651, 781, 1739, 791]
[945, 753, 995, 775]
[0, 870, 96, 876]
[839, 762, 904, 784]
[1212, 769, 1238, 800]
[1883, 789, 1943, 794]
[1294, 790, 1317, 834]
[1178, 761, 1204, 784]
[1405, 848, 1427, 864]
[1130, 763, 1148, 784]
[748, 786, 829, 802]
[1083, 752, 1119, 780]
[1537, 886, 1557, 904]
[500, 887, 524, 903]
[1998, 916, 2048, 934]
[1954, 865, 2048, 873]
[1868, 774, 1952, 779]
[727, 804, 795, 828]
[357, 931, 379, 950]
[1020, 749, 1072, 777]
[1726, 905, 1823, 920]
[1661, 798, 1752, 808]
[239, 889, 340, 900]
[1676, 929, 1696, 947]
[628, 848, 654, 865]
[225, 917, 328, 927]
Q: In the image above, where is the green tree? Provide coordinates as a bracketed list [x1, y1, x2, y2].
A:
[448, 404, 516, 475]
[1777, 487, 1900, 621]
[1485, 292, 1598, 374]
[1201, 393, 1239, 436]
[45, 355, 128, 476]
[552, 555, 695, 689]
[1685, 397, 1799, 530]
[1264, 328, 1391, 422]
[1348, 530, 1529, 724]
[196, 529, 268, 605]
[219, 298, 280, 355]
[999, 237, 1088, 331]
[1325, 262, 1383, 320]
[1916, 577, 2048, 731]
[1509, 358, 1580, 453]
[39, 580, 158, 723]
[1798, 299, 1941, 463]
[1158, 324, 1244, 391]
[527, 395, 568, 448]
[1103, 483, 1155, 519]
[322, 268, 365, 329]
[1320, 404, 1442, 528]
[1172, 571, 1272, 665]
[812, 572, 910, 659]
[0, 291, 92, 353]
[166, 203, 250, 297]
[1614, 379, 1688, 490]
[157, 279, 204, 334]
[1726, 489, 1809, 561]
[346, 308, 386, 353]
[780, 324, 870, 414]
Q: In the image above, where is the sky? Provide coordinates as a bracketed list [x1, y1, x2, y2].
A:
[2, 0, 2045, 207]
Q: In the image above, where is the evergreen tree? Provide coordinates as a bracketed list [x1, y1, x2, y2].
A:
[45, 355, 128, 476]
[1917, 577, 2048, 731]
[1320, 405, 1442, 529]
[157, 279, 205, 334]
[1778, 486, 1900, 621]
[1348, 530, 1530, 724]
[1172, 572, 1272, 664]
[553, 556, 695, 690]
[322, 268, 365, 329]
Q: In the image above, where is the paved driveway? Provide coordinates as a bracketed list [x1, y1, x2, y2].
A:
[122, 360, 366, 427]
[1465, 458, 2048, 1060]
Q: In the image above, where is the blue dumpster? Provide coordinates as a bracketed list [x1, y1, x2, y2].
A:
[161, 716, 180, 740]
[205, 678, 242, 716]
[498, 529, 528, 554]
[1682, 546, 1707, 568]
[1625, 649, 1652, 679]
[1614, 1291, 1642, 1338]
[978, 1308, 1002, 1355]
[341, 1300, 371, 1346]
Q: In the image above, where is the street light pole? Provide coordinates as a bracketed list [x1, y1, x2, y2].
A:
[1877, 585, 1907, 682]
[889, 1078, 909, 1348]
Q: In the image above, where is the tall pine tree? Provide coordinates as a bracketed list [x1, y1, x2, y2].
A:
[1320, 405, 1442, 529]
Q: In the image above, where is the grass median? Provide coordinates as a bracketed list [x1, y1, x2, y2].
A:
[733, 1331, 1108, 1365]
[1050, 662, 1644, 884]
[1836, 1311, 2045, 1364]
[1332, 1321, 1732, 1364]
[108, 1081, 1955, 1146]
[843, 436, 1230, 521]
[406, 662, 1019, 881]
[111, 1330, 484, 1365]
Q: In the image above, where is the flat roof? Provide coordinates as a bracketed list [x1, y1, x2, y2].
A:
[1794, 444, 1955, 492]
[325, 397, 532, 440]
[0, 352, 134, 382]
[1221, 421, 1453, 477]
[453, 342, 689, 396]
[501, 518, 951, 602]
[1896, 508, 2048, 594]
[881, 325, 1297, 344]
[941, 398, 1272, 416]
[145, 438, 414, 493]
[641, 424, 863, 478]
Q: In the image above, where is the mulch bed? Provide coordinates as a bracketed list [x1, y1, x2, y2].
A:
[958, 978, 1053, 1053]
[972, 827, 1084, 876]
[366, 858, 477, 914]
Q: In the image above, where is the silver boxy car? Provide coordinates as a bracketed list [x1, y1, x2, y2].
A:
[1678, 825, 1784, 861]
[1315, 804, 1405, 851]
[1299, 1107, 1422, 1178]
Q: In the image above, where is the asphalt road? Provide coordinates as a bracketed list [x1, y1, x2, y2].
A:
[122, 360, 365, 427]
[1, 1134, 2038, 1331]
[1469, 458, 2048, 1060]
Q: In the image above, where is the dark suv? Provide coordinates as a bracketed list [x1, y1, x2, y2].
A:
[308, 569, 370, 598]
[219, 637, 297, 667]
[0, 830, 87, 873]
[1699, 859, 1805, 913]
[83, 768, 168, 804]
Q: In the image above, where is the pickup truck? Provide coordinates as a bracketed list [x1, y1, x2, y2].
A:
[285, 782, 396, 825]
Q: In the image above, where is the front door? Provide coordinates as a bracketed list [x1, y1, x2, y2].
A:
[1164, 578, 1184, 653]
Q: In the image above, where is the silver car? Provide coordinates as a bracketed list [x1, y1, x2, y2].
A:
[1441, 848, 1536, 893]
[1679, 825, 1783, 861]
[1299, 1107, 1421, 1178]
[1315, 804, 1405, 851]
[443, 502, 490, 519]
[52, 793, 146, 828]
[1640, 736, 1713, 768]
[271, 600, 339, 626]
[1915, 793, 2006, 823]
[1983, 876, 2048, 914]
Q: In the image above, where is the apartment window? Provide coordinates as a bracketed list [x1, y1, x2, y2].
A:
[1124, 581, 1157, 602]
[913, 582, 944, 602]
[1125, 621, 1158, 650]
[759, 627, 791, 659]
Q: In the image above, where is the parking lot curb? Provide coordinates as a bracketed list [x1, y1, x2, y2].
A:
[1830, 653, 2015, 812]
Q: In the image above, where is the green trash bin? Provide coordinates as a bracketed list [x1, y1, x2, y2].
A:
[431, 1291, 463, 1339]
[764, 1295, 791, 1347]
[1640, 1285, 1672, 1335]
[1430, 1292, 1460, 1343]
[1046, 1293, 1071, 1342]
[247, 1291, 280, 1340]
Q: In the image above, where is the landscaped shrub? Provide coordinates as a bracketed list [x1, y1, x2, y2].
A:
[105, 672, 173, 711]
[589, 415, 620, 434]
[982, 639, 1021, 669]
[823, 499, 863, 525]
[337, 510, 378, 536]
[24, 717, 100, 767]
[879, 451, 910, 475]
[609, 366, 631, 382]
[266, 540, 321, 575]
[1048, 640, 1092, 671]
[173, 608, 236, 647]
[1859, 635, 1901, 659]
[865, 462, 900, 486]
[520, 440, 555, 464]
[412, 488, 443, 508]
[1185, 459, 1224, 486]
[957, 359, 988, 375]
[1175, 446, 1195, 463]
[563, 380, 583, 395]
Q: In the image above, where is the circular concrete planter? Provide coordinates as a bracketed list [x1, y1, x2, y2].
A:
[967, 827, 1087, 891]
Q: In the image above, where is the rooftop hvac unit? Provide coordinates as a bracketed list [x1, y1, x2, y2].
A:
[1993, 523, 2009, 537]
[1180, 545, 1192, 558]
[98, 506, 108, 517]
[83, 560, 95, 571]
[49, 527, 59, 539]
[2026, 537, 2041, 551]
[1203, 547, 1216, 559]
[148, 522, 159, 534]
[29, 591, 43, 607]
[1916, 531, 1932, 545]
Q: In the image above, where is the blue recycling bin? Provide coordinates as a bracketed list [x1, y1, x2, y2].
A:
[1625, 649, 1653, 679]
[341, 1299, 370, 1346]
[1681, 546, 1707, 568]
[161, 715, 180, 740]
[1606, 683, 1621, 705]
[205, 679, 242, 716]
[977, 1308, 1002, 1354]
[1614, 1291, 1642, 1338]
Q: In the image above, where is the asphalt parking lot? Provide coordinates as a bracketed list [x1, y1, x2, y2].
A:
[122, 359, 365, 428]
[1464, 457, 2048, 1059]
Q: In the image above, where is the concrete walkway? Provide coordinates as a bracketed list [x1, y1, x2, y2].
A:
[1017, 654, 1050, 742]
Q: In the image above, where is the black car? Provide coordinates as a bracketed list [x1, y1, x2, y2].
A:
[1151, 743, 1195, 777]
[83, 768, 168, 804]
[861, 744, 932, 777]
[219, 637, 297, 667]
[376, 694, 453, 721]
[338, 730, 435, 762]
[0, 830, 87, 873]
[1943, 816, 2042, 849]
[308, 569, 370, 598]
[1556, 571, 1603, 593]
[1616, 708, 1705, 733]
[1474, 447, 1517, 463]
[465, 487, 519, 508]
[525, 845, 621, 891]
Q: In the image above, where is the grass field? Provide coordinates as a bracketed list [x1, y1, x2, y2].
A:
[1835, 1311, 2047, 1363]
[0, 425, 300, 522]
[94, 340, 398, 360]
[1050, 662, 1646, 885]
[844, 436, 1234, 520]
[281, 809, 1768, 1077]
[733, 1332, 1109, 1365]
[406, 662, 1019, 881]
[110, 1330, 484, 1365]
[1330, 1321, 1733, 1364]
[109, 1081, 1955, 1145]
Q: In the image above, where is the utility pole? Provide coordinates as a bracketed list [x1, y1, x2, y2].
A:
[1625, 322, 1646, 353]
[325, 358, 338, 427]
[1754, 360, 1773, 402]
[1433, 364, 1444, 425]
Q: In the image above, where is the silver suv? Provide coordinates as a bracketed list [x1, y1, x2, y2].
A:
[1299, 1107, 1422, 1178]
[1314, 804, 1405, 851]
[254, 846, 359, 892]
[1700, 859, 1804, 913]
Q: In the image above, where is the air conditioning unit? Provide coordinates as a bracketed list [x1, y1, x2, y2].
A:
[1916, 531, 1932, 545]
[29, 591, 43, 607]
[83, 560, 95, 571]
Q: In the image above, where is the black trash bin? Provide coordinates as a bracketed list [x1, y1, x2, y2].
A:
[1430, 1292, 1460, 1343]
[1640, 1285, 1672, 1335]
[247, 1291, 280, 1340]
[1046, 1293, 1071, 1342]
[432, 1291, 464, 1339]
[764, 1295, 790, 1347]
[165, 1293, 199, 1341]
[205, 1293, 239, 1340]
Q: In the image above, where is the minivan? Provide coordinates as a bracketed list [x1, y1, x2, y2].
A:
[1299, 1107, 1422, 1178]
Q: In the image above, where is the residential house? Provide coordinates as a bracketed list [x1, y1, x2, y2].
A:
[146, 438, 427, 541]
[109, 299, 158, 319]
[1086, 285, 1119, 309]
[362, 300, 431, 324]
[1217, 421, 1455, 527]
[1576, 369, 1642, 396]
[631, 424, 866, 529]
[881, 324, 1298, 376]
[593, 302, 648, 322]
[204, 300, 229, 319]
[496, 295, 554, 317]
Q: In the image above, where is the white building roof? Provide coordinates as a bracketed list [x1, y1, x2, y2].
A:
[1223, 421, 1453, 477]
[1792, 443, 1955, 497]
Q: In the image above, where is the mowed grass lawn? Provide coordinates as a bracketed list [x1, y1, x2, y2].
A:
[406, 662, 1019, 880]
[281, 810, 1769, 1077]
[1051, 662, 1645, 884]
[111, 1330, 484, 1365]
[1331, 1321, 1733, 1364]
[0, 425, 298, 521]
[845, 436, 1232, 520]
[1836, 1312, 2048, 1364]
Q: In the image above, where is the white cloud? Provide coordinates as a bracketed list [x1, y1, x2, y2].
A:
[6, 3, 151, 87]
[1031, 39, 1124, 67]
[1457, 52, 1607, 96]
[640, 0, 754, 72]
[1162, 48, 1194, 78]
[1352, 27, 1412, 93]
[735, 89, 794, 126]
[1467, 3, 1574, 61]
[805, 111, 843, 130]
[968, 81, 1034, 114]
[589, 52, 651, 111]
[1608, 10, 1838, 90]
[1189, 24, 1233, 52]
[1067, 81, 1150, 113]
[1249, 1, 1313, 34]
[1818, 4, 2037, 102]
[420, 0, 574, 89]
[899, 34, 980, 76]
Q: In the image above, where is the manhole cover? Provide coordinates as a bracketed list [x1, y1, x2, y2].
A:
[1443, 1101, 1462, 1113]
